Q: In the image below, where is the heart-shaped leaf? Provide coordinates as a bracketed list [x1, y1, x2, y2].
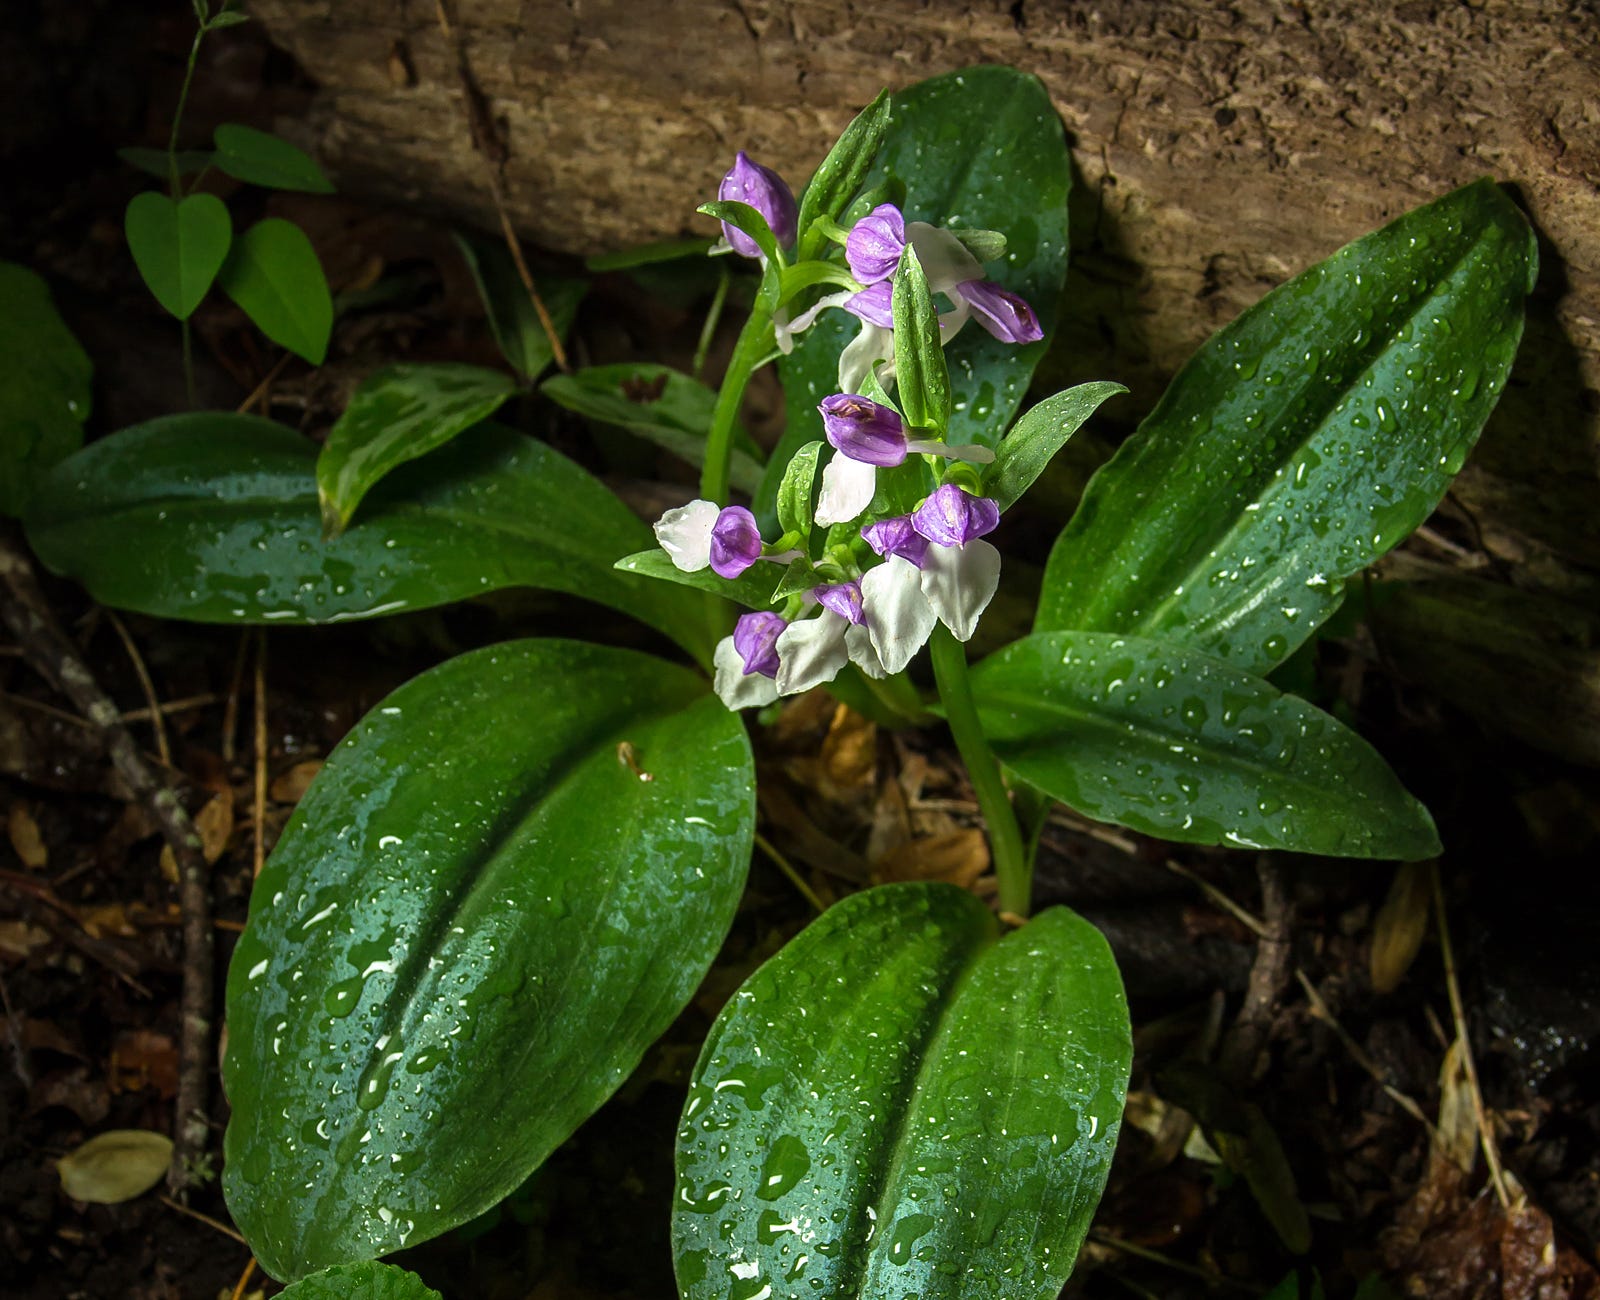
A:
[675, 882, 1130, 1300]
[1036, 180, 1535, 672]
[218, 217, 333, 364]
[0, 262, 92, 517]
[125, 191, 232, 320]
[972, 630, 1439, 858]
[316, 363, 517, 536]
[214, 123, 335, 193]
[24, 414, 709, 658]
[225, 639, 754, 1279]
[277, 1262, 441, 1300]
[757, 66, 1070, 527]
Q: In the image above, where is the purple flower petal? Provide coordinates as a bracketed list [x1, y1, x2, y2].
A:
[733, 610, 787, 677]
[844, 281, 895, 328]
[956, 279, 1043, 344]
[860, 515, 931, 569]
[845, 203, 906, 284]
[812, 581, 865, 625]
[709, 505, 763, 578]
[818, 394, 907, 468]
[911, 484, 1001, 548]
[718, 152, 798, 259]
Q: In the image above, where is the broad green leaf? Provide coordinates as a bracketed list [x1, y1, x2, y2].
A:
[225, 639, 754, 1279]
[125, 191, 232, 320]
[452, 232, 587, 381]
[278, 1263, 441, 1300]
[214, 123, 335, 193]
[758, 66, 1069, 527]
[676, 882, 1130, 1300]
[117, 146, 213, 179]
[25, 414, 707, 657]
[985, 381, 1127, 511]
[891, 246, 950, 434]
[56, 1130, 172, 1204]
[776, 440, 822, 539]
[541, 363, 765, 496]
[585, 236, 714, 271]
[0, 264, 92, 517]
[218, 217, 333, 364]
[615, 547, 776, 612]
[1037, 179, 1535, 671]
[316, 363, 516, 536]
[971, 630, 1439, 859]
[794, 88, 892, 262]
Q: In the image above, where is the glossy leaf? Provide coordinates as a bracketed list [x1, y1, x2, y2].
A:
[218, 217, 333, 364]
[0, 263, 92, 517]
[698, 200, 781, 310]
[124, 191, 232, 320]
[758, 66, 1069, 526]
[972, 630, 1439, 858]
[25, 414, 706, 655]
[615, 546, 777, 612]
[277, 1263, 442, 1300]
[225, 639, 755, 1279]
[316, 363, 516, 536]
[453, 233, 586, 381]
[214, 123, 335, 193]
[675, 882, 1130, 1300]
[1037, 179, 1535, 672]
[541, 363, 765, 496]
[776, 440, 822, 539]
[892, 246, 950, 435]
[985, 381, 1127, 511]
[795, 88, 891, 262]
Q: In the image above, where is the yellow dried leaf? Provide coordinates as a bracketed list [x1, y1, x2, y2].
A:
[873, 828, 990, 888]
[7, 802, 48, 869]
[159, 790, 235, 882]
[1436, 1036, 1478, 1174]
[0, 919, 51, 959]
[56, 1129, 173, 1203]
[1371, 859, 1432, 994]
[270, 759, 324, 804]
[78, 902, 137, 939]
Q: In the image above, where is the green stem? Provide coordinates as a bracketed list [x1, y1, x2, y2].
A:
[928, 623, 1031, 917]
[700, 303, 774, 505]
[167, 25, 207, 198]
[693, 264, 731, 382]
[181, 320, 196, 411]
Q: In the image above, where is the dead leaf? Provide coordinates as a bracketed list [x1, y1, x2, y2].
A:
[159, 789, 235, 883]
[56, 1129, 173, 1203]
[819, 705, 876, 792]
[1371, 859, 1431, 994]
[77, 902, 138, 939]
[1437, 1036, 1479, 1174]
[109, 1030, 180, 1099]
[30, 1066, 110, 1124]
[20, 1017, 83, 1059]
[873, 829, 990, 889]
[8, 801, 48, 869]
[270, 759, 324, 803]
[0, 918, 52, 959]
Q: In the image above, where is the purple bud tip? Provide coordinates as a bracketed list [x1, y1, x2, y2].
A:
[710, 505, 763, 579]
[812, 581, 865, 625]
[819, 393, 907, 468]
[911, 484, 1001, 548]
[844, 281, 894, 329]
[733, 611, 787, 677]
[861, 515, 931, 569]
[845, 204, 907, 285]
[719, 152, 798, 259]
[958, 279, 1044, 344]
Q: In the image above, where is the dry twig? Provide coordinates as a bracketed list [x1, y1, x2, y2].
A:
[1218, 855, 1295, 1081]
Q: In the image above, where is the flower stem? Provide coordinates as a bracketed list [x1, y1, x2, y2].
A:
[928, 623, 1030, 917]
[701, 303, 774, 505]
[167, 25, 207, 199]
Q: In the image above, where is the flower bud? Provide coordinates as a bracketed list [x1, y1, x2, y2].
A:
[845, 204, 906, 284]
[819, 394, 907, 468]
[911, 484, 1001, 548]
[719, 152, 798, 258]
[733, 611, 787, 677]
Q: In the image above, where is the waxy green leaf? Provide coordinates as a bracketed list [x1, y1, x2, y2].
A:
[615, 547, 777, 612]
[675, 882, 1130, 1300]
[972, 630, 1439, 859]
[1037, 180, 1535, 672]
[316, 363, 516, 536]
[218, 218, 333, 364]
[452, 233, 586, 382]
[776, 440, 823, 540]
[125, 191, 232, 320]
[541, 364, 765, 496]
[794, 88, 892, 263]
[25, 414, 706, 656]
[699, 200, 782, 311]
[277, 1262, 441, 1300]
[891, 246, 950, 435]
[225, 639, 754, 1279]
[214, 123, 335, 193]
[759, 66, 1069, 528]
[985, 381, 1127, 511]
[0, 263, 92, 517]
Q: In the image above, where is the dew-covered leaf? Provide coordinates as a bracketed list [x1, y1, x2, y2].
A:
[277, 1262, 442, 1300]
[675, 882, 1129, 1300]
[972, 630, 1439, 858]
[225, 639, 754, 1279]
[0, 263, 92, 517]
[1037, 180, 1535, 672]
[984, 381, 1127, 511]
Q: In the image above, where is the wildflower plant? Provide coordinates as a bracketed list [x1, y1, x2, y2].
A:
[3, 65, 1535, 1299]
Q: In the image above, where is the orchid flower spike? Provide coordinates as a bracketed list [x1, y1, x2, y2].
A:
[718, 152, 798, 259]
[813, 395, 994, 528]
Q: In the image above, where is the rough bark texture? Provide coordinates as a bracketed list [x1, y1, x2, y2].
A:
[250, 0, 1600, 750]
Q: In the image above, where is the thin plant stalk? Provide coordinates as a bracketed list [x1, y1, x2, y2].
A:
[700, 304, 774, 505]
[168, 22, 209, 409]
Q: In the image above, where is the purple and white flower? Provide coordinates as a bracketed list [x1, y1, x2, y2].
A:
[653, 500, 765, 579]
[717, 152, 798, 259]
